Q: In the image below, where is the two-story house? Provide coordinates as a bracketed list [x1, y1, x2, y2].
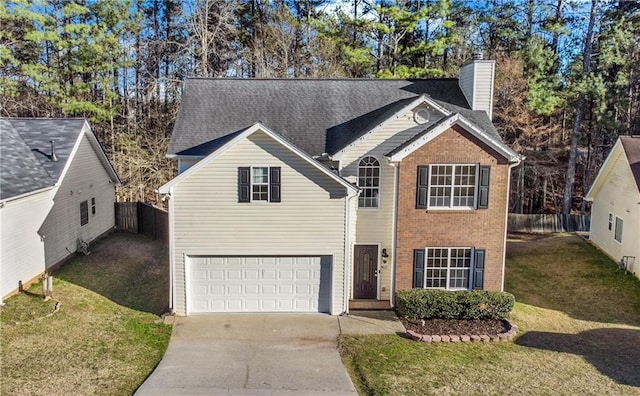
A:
[158, 55, 521, 315]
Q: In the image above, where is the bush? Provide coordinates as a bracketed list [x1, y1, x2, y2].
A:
[395, 289, 515, 320]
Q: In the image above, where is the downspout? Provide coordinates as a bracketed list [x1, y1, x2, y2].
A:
[162, 190, 175, 314]
[389, 161, 399, 307]
[501, 160, 521, 291]
[343, 192, 358, 315]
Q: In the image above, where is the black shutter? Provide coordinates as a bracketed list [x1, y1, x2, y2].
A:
[413, 249, 425, 288]
[473, 249, 485, 290]
[477, 165, 490, 209]
[238, 167, 250, 203]
[416, 166, 429, 209]
[270, 167, 281, 202]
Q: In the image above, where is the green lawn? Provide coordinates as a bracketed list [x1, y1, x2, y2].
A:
[0, 232, 172, 395]
[339, 234, 640, 395]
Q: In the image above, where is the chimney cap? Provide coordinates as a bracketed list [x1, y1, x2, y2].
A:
[472, 51, 483, 60]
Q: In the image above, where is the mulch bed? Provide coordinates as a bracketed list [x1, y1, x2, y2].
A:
[400, 317, 508, 336]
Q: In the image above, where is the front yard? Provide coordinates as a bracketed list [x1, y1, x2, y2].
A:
[0, 233, 172, 395]
[340, 234, 640, 395]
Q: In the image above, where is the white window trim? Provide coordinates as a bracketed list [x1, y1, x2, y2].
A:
[251, 166, 270, 203]
[423, 246, 474, 291]
[80, 200, 89, 227]
[608, 213, 613, 231]
[614, 216, 623, 244]
[357, 156, 381, 209]
[427, 164, 478, 210]
[91, 197, 96, 216]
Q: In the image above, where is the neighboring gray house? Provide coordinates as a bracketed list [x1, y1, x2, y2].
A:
[0, 118, 120, 303]
[159, 56, 520, 316]
[585, 136, 640, 278]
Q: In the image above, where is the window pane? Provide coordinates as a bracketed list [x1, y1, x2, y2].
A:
[80, 201, 89, 226]
[425, 247, 472, 290]
[615, 217, 623, 243]
[358, 157, 380, 208]
[252, 185, 268, 201]
[252, 167, 268, 184]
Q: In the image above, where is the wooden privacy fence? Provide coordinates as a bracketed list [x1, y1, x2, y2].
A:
[115, 202, 168, 245]
[508, 213, 590, 234]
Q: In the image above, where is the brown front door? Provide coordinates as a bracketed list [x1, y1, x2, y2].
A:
[353, 245, 378, 299]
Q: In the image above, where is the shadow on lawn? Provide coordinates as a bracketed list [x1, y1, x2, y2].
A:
[517, 328, 640, 387]
[55, 232, 170, 315]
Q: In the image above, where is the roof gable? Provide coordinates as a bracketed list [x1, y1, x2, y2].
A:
[159, 122, 359, 195]
[620, 136, 640, 192]
[0, 118, 120, 201]
[586, 136, 640, 200]
[386, 113, 521, 163]
[168, 78, 472, 157]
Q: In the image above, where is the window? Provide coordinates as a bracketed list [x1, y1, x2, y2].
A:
[416, 164, 490, 210]
[608, 213, 613, 231]
[615, 217, 623, 243]
[238, 167, 281, 203]
[80, 200, 89, 226]
[358, 157, 380, 208]
[91, 197, 96, 215]
[413, 247, 485, 290]
[252, 167, 269, 201]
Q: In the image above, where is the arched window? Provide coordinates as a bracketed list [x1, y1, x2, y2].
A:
[358, 156, 380, 208]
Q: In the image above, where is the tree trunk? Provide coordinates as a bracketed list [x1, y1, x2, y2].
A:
[562, 0, 597, 214]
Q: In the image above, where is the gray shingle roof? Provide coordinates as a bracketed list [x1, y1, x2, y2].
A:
[0, 118, 86, 200]
[169, 78, 484, 157]
[620, 136, 640, 191]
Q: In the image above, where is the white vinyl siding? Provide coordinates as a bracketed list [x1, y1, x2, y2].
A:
[0, 189, 55, 300]
[458, 60, 495, 119]
[341, 107, 438, 300]
[588, 143, 640, 278]
[39, 132, 116, 268]
[171, 130, 350, 315]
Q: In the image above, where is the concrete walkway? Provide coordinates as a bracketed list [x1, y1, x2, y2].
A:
[136, 312, 404, 395]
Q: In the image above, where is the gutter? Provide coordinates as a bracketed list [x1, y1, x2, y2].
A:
[501, 160, 522, 291]
[389, 161, 399, 307]
[0, 186, 55, 206]
[342, 192, 358, 315]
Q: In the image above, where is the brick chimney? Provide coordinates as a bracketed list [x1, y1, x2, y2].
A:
[458, 52, 496, 120]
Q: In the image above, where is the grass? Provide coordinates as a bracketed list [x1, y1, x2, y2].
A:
[339, 233, 640, 395]
[0, 232, 172, 395]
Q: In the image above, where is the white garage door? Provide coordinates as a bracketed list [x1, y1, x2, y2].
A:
[188, 256, 331, 313]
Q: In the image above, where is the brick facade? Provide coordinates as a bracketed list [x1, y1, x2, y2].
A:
[395, 125, 511, 292]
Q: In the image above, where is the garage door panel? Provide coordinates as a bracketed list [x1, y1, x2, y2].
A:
[188, 256, 330, 313]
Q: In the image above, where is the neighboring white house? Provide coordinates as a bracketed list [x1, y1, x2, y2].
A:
[0, 118, 120, 303]
[585, 136, 640, 278]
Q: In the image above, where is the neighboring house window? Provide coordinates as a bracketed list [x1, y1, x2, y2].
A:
[416, 164, 490, 209]
[358, 156, 380, 208]
[238, 167, 281, 203]
[608, 213, 613, 231]
[413, 247, 485, 290]
[80, 200, 89, 226]
[614, 217, 623, 243]
[91, 197, 96, 215]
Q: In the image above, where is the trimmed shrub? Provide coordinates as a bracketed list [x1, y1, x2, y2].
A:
[395, 289, 515, 320]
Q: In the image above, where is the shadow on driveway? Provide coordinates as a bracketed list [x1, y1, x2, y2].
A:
[516, 327, 640, 386]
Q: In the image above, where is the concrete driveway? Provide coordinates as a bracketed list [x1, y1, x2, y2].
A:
[135, 314, 358, 395]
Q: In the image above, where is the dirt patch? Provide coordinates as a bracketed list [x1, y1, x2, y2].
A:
[400, 317, 509, 335]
